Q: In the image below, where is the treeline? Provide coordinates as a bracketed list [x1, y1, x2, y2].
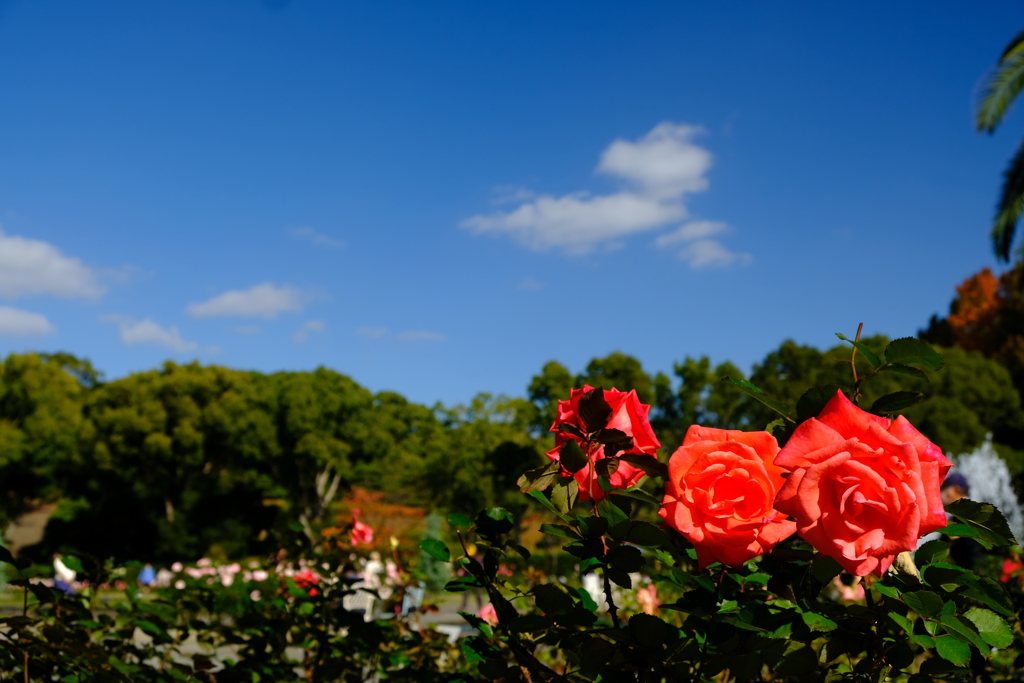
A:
[1, 330, 1021, 562]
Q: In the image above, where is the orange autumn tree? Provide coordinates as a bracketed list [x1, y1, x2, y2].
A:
[326, 487, 426, 551]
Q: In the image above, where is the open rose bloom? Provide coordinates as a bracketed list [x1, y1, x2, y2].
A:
[774, 391, 952, 577]
[351, 509, 375, 546]
[660, 426, 795, 569]
[546, 386, 660, 501]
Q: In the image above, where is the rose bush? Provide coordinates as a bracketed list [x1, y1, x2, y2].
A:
[659, 425, 796, 569]
[546, 385, 660, 501]
[774, 389, 953, 576]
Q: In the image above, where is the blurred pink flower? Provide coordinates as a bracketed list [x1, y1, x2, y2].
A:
[478, 603, 498, 626]
[253, 570, 269, 582]
[197, 558, 211, 567]
[250, 589, 262, 602]
[351, 509, 375, 546]
[174, 580, 186, 590]
[832, 576, 865, 602]
[171, 562, 183, 572]
[637, 584, 659, 615]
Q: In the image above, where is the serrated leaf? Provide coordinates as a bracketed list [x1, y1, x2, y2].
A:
[614, 486, 662, 505]
[888, 611, 914, 633]
[879, 363, 930, 381]
[475, 507, 515, 539]
[517, 461, 561, 492]
[578, 388, 612, 433]
[534, 583, 575, 615]
[961, 576, 1013, 617]
[723, 377, 795, 422]
[526, 489, 569, 522]
[626, 521, 671, 548]
[903, 590, 944, 617]
[629, 613, 670, 647]
[559, 439, 589, 474]
[938, 613, 987, 651]
[884, 337, 944, 371]
[810, 554, 844, 583]
[539, 523, 581, 541]
[597, 498, 629, 526]
[934, 636, 971, 666]
[551, 477, 579, 515]
[915, 538, 949, 565]
[836, 333, 882, 368]
[964, 607, 1013, 648]
[871, 391, 925, 414]
[947, 498, 1018, 548]
[801, 611, 837, 632]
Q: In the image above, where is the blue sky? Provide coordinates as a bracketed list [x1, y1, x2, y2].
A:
[0, 1, 1021, 406]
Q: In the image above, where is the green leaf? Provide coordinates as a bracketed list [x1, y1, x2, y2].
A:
[942, 523, 978, 538]
[934, 636, 971, 666]
[629, 613, 669, 647]
[576, 586, 597, 611]
[903, 590, 944, 617]
[461, 635, 501, 663]
[879, 363, 930, 381]
[607, 545, 645, 573]
[597, 498, 629, 527]
[550, 477, 579, 515]
[796, 385, 844, 422]
[961, 576, 1013, 617]
[871, 391, 926, 414]
[888, 612, 914, 634]
[447, 513, 471, 529]
[517, 461, 561, 492]
[578, 388, 613, 433]
[626, 522, 672, 548]
[915, 539, 949, 565]
[764, 418, 786, 435]
[526, 489, 569, 522]
[577, 515, 608, 538]
[964, 607, 1013, 648]
[0, 546, 14, 566]
[419, 539, 451, 563]
[836, 333, 882, 368]
[539, 523, 580, 541]
[534, 584, 575, 615]
[938, 613, 988, 651]
[475, 508, 515, 539]
[947, 498, 1018, 547]
[801, 611, 837, 632]
[619, 452, 668, 478]
[61, 555, 85, 573]
[559, 439, 589, 474]
[722, 377, 795, 422]
[885, 642, 915, 670]
[884, 337, 944, 371]
[614, 486, 662, 505]
[875, 582, 901, 599]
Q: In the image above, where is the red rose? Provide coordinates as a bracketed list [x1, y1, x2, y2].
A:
[659, 426, 796, 569]
[774, 390, 953, 577]
[547, 386, 660, 502]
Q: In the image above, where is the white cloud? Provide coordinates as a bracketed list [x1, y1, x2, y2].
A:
[654, 220, 752, 269]
[357, 326, 388, 339]
[398, 330, 446, 342]
[187, 283, 303, 319]
[0, 228, 104, 299]
[290, 227, 347, 249]
[461, 123, 714, 253]
[113, 317, 198, 352]
[0, 306, 55, 336]
[293, 319, 325, 343]
[654, 220, 728, 247]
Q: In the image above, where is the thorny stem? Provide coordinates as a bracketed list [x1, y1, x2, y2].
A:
[602, 569, 620, 628]
[455, 530, 552, 682]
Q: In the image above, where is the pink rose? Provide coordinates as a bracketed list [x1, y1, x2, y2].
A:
[774, 391, 952, 577]
[351, 508, 375, 546]
[546, 386, 661, 501]
[659, 426, 796, 569]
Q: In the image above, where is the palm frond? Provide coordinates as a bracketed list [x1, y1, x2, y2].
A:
[992, 140, 1024, 261]
[1000, 30, 1024, 63]
[977, 54, 1024, 133]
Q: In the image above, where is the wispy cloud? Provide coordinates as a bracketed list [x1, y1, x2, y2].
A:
[293, 319, 325, 343]
[187, 283, 303, 319]
[397, 330, 446, 342]
[0, 306, 55, 336]
[655, 221, 752, 269]
[0, 227, 104, 299]
[105, 316, 199, 352]
[461, 123, 714, 254]
[234, 325, 262, 335]
[356, 326, 388, 339]
[290, 227, 347, 249]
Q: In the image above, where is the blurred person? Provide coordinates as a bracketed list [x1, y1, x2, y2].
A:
[137, 563, 156, 587]
[53, 554, 76, 595]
